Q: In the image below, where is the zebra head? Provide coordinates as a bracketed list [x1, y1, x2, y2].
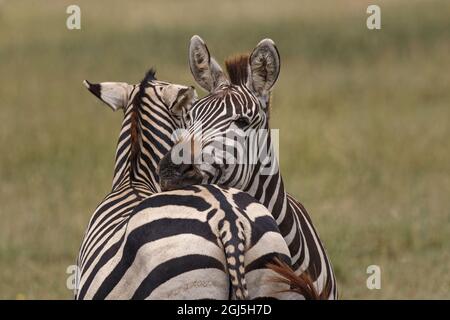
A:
[83, 70, 197, 191]
[159, 36, 281, 191]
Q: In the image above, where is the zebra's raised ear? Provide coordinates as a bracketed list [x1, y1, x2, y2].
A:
[162, 84, 198, 115]
[83, 80, 132, 112]
[188, 35, 228, 93]
[247, 39, 280, 107]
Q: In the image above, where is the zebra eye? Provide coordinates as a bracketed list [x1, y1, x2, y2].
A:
[235, 117, 250, 129]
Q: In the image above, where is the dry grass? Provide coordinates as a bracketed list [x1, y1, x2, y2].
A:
[0, 0, 449, 299]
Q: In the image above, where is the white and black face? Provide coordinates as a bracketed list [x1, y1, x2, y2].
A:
[158, 36, 281, 191]
[180, 83, 266, 188]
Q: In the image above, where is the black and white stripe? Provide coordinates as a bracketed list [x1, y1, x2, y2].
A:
[159, 36, 337, 298]
[76, 71, 299, 299]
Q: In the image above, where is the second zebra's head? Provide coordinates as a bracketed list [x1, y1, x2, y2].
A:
[83, 69, 197, 190]
[158, 36, 281, 191]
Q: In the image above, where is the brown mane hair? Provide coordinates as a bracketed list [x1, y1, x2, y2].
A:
[224, 53, 273, 120]
[225, 54, 250, 85]
[129, 69, 156, 167]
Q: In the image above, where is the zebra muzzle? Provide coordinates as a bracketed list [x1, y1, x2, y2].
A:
[158, 152, 203, 191]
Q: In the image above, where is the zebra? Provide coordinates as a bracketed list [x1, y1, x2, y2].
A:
[76, 69, 302, 299]
[158, 35, 338, 299]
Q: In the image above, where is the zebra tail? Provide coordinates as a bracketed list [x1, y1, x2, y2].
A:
[220, 228, 248, 300]
[266, 257, 332, 300]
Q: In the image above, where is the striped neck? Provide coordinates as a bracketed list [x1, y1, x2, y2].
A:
[111, 84, 178, 194]
[241, 129, 288, 223]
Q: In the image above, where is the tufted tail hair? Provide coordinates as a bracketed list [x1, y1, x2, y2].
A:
[267, 257, 332, 300]
[219, 222, 249, 300]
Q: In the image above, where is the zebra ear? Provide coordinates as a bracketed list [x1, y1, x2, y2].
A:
[188, 35, 228, 93]
[247, 39, 280, 107]
[83, 80, 131, 111]
[162, 84, 198, 115]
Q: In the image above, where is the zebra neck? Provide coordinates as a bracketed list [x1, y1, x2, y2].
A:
[110, 113, 160, 194]
[112, 167, 158, 195]
[255, 125, 289, 222]
[244, 161, 288, 224]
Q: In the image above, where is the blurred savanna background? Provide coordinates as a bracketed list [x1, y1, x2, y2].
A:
[1, 0, 449, 299]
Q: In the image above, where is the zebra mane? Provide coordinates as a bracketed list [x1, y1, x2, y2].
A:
[142, 68, 157, 83]
[225, 54, 250, 85]
[225, 54, 273, 118]
[130, 68, 157, 167]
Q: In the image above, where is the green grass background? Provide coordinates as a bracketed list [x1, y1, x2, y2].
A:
[0, 0, 449, 299]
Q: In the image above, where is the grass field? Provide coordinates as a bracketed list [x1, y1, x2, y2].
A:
[0, 0, 449, 299]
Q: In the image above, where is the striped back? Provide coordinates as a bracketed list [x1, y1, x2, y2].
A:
[85, 185, 296, 300]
